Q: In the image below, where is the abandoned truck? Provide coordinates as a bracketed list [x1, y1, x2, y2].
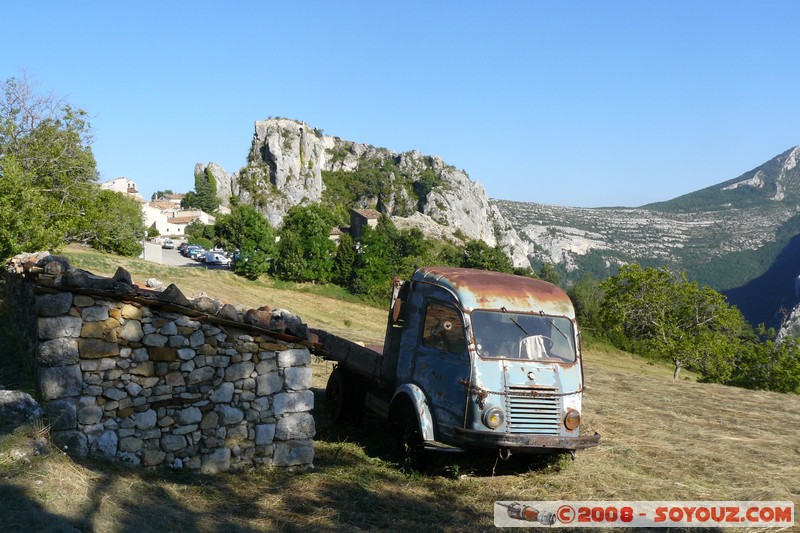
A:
[314, 267, 600, 462]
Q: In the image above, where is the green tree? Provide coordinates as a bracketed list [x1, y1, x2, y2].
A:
[274, 230, 305, 282]
[568, 274, 605, 332]
[729, 329, 800, 394]
[351, 217, 399, 298]
[214, 204, 276, 279]
[79, 189, 145, 256]
[461, 239, 513, 273]
[538, 263, 561, 286]
[0, 75, 141, 258]
[182, 168, 219, 212]
[184, 220, 207, 242]
[275, 205, 336, 283]
[332, 232, 356, 287]
[600, 264, 747, 381]
[0, 157, 54, 258]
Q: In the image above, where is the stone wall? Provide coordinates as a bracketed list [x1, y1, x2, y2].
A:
[4, 252, 315, 472]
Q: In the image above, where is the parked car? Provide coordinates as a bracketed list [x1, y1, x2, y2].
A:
[206, 252, 231, 266]
[161, 238, 175, 249]
[182, 244, 202, 257]
[188, 247, 206, 260]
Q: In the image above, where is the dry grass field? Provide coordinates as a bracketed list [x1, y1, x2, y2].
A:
[0, 247, 797, 532]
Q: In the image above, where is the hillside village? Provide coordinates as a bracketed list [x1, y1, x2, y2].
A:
[101, 177, 223, 238]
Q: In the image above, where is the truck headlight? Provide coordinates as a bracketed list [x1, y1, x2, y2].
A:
[564, 409, 581, 431]
[482, 407, 505, 430]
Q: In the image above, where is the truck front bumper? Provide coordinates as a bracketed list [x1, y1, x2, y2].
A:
[453, 427, 601, 453]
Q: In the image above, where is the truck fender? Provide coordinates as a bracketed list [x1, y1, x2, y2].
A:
[390, 384, 436, 442]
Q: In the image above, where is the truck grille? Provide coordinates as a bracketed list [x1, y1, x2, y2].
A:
[506, 386, 561, 434]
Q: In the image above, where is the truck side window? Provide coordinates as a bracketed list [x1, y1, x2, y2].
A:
[422, 302, 466, 355]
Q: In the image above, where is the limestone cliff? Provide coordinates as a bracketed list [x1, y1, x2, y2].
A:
[201, 118, 531, 267]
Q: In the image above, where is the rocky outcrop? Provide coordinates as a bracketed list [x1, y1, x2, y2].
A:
[0, 390, 44, 429]
[202, 118, 531, 267]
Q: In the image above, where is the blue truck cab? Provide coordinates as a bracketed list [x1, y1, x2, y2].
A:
[317, 267, 600, 461]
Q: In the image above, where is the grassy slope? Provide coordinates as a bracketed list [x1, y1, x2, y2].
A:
[0, 247, 797, 532]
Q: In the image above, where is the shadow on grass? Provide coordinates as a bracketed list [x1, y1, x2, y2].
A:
[310, 385, 573, 479]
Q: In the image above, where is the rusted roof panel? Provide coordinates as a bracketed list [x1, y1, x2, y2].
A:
[413, 267, 575, 318]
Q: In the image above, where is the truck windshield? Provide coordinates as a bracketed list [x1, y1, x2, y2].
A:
[471, 310, 576, 362]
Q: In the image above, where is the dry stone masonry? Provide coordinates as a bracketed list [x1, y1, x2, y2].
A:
[4, 252, 315, 472]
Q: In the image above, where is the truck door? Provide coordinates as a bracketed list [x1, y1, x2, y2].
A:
[412, 299, 470, 441]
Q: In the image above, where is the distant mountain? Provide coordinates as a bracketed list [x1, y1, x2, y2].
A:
[494, 146, 800, 328]
[198, 117, 799, 329]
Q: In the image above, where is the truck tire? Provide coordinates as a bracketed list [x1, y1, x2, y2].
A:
[392, 403, 428, 470]
[325, 366, 363, 423]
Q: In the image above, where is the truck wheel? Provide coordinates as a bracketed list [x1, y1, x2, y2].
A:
[392, 404, 428, 470]
[325, 367, 363, 423]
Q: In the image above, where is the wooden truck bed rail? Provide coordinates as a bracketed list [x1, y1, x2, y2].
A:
[310, 328, 385, 383]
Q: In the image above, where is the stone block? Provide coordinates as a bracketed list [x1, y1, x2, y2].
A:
[102, 387, 127, 401]
[121, 304, 142, 320]
[276, 413, 315, 440]
[272, 391, 313, 415]
[256, 373, 283, 397]
[95, 430, 118, 458]
[125, 382, 143, 396]
[134, 409, 157, 429]
[273, 439, 314, 467]
[38, 316, 83, 340]
[159, 321, 178, 335]
[225, 362, 254, 382]
[256, 359, 277, 374]
[80, 322, 105, 339]
[283, 367, 312, 391]
[38, 365, 82, 400]
[169, 335, 187, 348]
[119, 320, 144, 342]
[79, 339, 120, 359]
[46, 398, 77, 430]
[177, 406, 202, 425]
[254, 424, 275, 446]
[38, 338, 79, 367]
[209, 382, 234, 403]
[173, 424, 198, 436]
[72, 295, 95, 307]
[161, 434, 187, 452]
[200, 411, 219, 429]
[143, 449, 166, 466]
[143, 333, 169, 347]
[277, 348, 311, 368]
[82, 305, 109, 322]
[36, 292, 73, 317]
[150, 347, 177, 362]
[52, 430, 88, 457]
[188, 366, 215, 385]
[119, 436, 143, 452]
[216, 405, 244, 425]
[78, 405, 103, 425]
[189, 330, 205, 347]
[177, 348, 195, 361]
[130, 361, 155, 377]
[200, 447, 230, 474]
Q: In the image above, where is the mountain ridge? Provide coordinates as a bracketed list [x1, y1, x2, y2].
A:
[199, 117, 800, 328]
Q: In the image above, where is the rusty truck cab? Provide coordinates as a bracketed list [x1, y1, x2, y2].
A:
[388, 267, 599, 457]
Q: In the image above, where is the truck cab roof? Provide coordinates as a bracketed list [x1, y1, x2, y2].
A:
[411, 267, 575, 318]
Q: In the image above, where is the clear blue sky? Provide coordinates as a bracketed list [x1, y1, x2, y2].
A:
[2, 1, 798, 208]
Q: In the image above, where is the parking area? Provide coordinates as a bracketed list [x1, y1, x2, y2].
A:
[143, 242, 232, 270]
